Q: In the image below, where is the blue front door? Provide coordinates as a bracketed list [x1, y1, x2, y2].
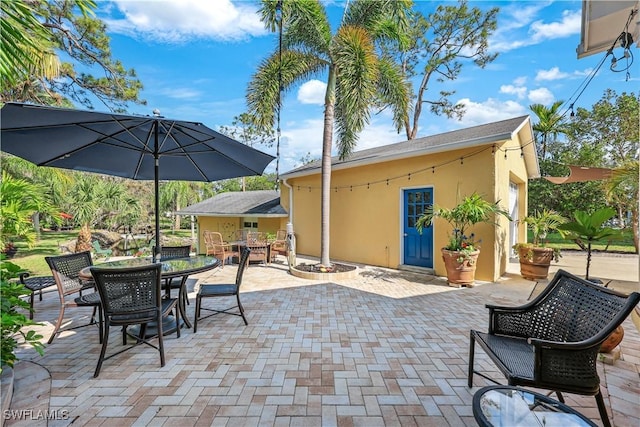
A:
[403, 188, 433, 268]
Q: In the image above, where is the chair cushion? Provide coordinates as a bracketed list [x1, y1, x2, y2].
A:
[110, 298, 177, 323]
[75, 292, 101, 306]
[473, 331, 534, 381]
[198, 283, 238, 296]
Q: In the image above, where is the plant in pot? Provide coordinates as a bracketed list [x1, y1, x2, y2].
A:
[416, 192, 510, 287]
[557, 207, 626, 353]
[513, 209, 566, 280]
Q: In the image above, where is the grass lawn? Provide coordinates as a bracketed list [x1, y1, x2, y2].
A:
[9, 229, 194, 276]
[533, 229, 637, 254]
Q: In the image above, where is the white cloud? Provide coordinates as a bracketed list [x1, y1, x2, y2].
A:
[297, 80, 326, 105]
[528, 87, 555, 104]
[530, 9, 581, 41]
[513, 76, 527, 86]
[490, 7, 581, 53]
[105, 0, 266, 43]
[159, 87, 202, 100]
[535, 67, 569, 81]
[500, 85, 527, 99]
[452, 98, 528, 127]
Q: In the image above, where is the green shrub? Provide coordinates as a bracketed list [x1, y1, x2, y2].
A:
[1, 257, 44, 372]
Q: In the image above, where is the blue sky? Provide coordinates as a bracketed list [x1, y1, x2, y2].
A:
[94, 0, 637, 174]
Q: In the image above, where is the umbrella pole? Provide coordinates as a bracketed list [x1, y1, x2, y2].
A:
[154, 122, 161, 262]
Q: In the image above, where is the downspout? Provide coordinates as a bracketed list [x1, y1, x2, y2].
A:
[282, 177, 296, 267]
[282, 178, 294, 224]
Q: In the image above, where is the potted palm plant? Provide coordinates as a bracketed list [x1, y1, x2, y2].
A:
[513, 209, 565, 280]
[416, 193, 510, 286]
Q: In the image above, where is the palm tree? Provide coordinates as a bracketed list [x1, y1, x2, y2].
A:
[160, 181, 199, 230]
[529, 101, 568, 159]
[66, 174, 104, 252]
[247, 0, 411, 266]
[0, 171, 53, 249]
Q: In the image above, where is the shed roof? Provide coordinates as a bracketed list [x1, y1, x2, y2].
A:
[281, 115, 538, 179]
[177, 190, 287, 217]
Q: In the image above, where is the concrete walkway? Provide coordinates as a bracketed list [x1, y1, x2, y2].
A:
[6, 253, 639, 426]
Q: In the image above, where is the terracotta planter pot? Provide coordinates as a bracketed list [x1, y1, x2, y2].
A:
[599, 325, 624, 353]
[441, 249, 480, 286]
[517, 246, 553, 280]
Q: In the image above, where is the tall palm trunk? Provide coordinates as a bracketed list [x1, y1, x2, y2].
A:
[320, 67, 337, 267]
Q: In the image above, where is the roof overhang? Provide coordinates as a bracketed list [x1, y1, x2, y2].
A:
[283, 117, 539, 180]
[180, 212, 288, 218]
[577, 0, 640, 59]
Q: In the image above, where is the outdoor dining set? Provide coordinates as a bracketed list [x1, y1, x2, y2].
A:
[19, 245, 252, 378]
[203, 229, 288, 267]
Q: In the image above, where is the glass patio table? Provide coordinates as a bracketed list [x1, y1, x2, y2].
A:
[473, 385, 597, 427]
[80, 255, 219, 331]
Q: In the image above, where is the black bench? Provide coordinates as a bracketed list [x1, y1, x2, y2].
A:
[468, 269, 640, 427]
[19, 273, 56, 320]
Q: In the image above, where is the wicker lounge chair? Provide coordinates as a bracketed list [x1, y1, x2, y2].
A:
[468, 269, 640, 427]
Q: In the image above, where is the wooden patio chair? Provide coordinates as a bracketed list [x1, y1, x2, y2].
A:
[468, 269, 640, 427]
[246, 231, 269, 265]
[203, 231, 236, 267]
[194, 247, 250, 332]
[90, 263, 179, 377]
[270, 229, 288, 262]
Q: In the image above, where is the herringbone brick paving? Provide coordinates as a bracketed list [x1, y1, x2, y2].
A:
[8, 255, 640, 426]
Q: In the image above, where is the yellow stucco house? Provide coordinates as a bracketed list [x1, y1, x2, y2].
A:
[180, 115, 538, 282]
[279, 115, 539, 282]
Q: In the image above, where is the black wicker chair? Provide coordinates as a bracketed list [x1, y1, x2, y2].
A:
[194, 247, 250, 332]
[45, 251, 102, 344]
[90, 263, 179, 377]
[468, 269, 640, 427]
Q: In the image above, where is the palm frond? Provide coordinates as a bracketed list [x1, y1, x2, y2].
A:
[333, 26, 378, 158]
[247, 49, 326, 128]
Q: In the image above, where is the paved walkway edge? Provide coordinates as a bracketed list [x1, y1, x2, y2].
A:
[5, 361, 51, 427]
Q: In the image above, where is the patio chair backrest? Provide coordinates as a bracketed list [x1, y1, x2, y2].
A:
[91, 263, 163, 318]
[160, 245, 191, 260]
[246, 231, 265, 245]
[45, 251, 94, 297]
[234, 229, 249, 242]
[520, 272, 637, 343]
[236, 247, 251, 287]
[204, 231, 224, 246]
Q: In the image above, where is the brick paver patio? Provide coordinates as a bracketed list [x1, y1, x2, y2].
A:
[7, 255, 640, 426]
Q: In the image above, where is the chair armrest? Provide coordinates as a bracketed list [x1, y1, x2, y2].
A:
[528, 336, 602, 389]
[487, 306, 536, 336]
[528, 336, 599, 351]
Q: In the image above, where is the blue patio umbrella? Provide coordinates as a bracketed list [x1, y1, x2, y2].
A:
[0, 102, 275, 259]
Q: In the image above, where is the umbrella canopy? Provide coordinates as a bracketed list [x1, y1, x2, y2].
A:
[1, 102, 275, 258]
